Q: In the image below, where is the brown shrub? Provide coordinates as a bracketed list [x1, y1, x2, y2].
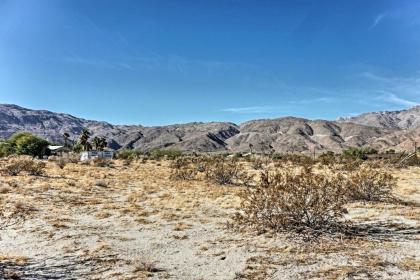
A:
[1, 156, 46, 176]
[236, 166, 348, 235]
[205, 158, 254, 186]
[55, 157, 69, 169]
[346, 164, 396, 202]
[275, 154, 316, 166]
[169, 157, 197, 181]
[26, 161, 46, 176]
[91, 158, 112, 167]
[0, 201, 32, 232]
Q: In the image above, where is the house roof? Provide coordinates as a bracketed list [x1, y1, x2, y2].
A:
[48, 145, 64, 150]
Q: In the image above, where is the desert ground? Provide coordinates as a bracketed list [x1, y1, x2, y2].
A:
[0, 158, 419, 280]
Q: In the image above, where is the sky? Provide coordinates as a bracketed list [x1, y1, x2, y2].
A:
[0, 0, 419, 126]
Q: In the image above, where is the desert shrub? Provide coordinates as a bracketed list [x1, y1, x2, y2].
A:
[66, 153, 80, 163]
[0, 201, 30, 233]
[122, 158, 133, 166]
[91, 158, 112, 167]
[205, 158, 254, 186]
[273, 153, 315, 166]
[0, 141, 14, 157]
[346, 164, 396, 202]
[250, 157, 264, 170]
[342, 147, 378, 160]
[236, 166, 348, 235]
[117, 149, 142, 160]
[317, 151, 337, 166]
[26, 161, 46, 176]
[169, 157, 197, 181]
[149, 149, 182, 160]
[195, 161, 206, 172]
[402, 153, 420, 167]
[1, 156, 46, 176]
[336, 157, 364, 172]
[55, 157, 68, 169]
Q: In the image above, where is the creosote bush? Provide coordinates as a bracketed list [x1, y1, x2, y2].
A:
[346, 164, 396, 202]
[236, 166, 349, 235]
[205, 158, 254, 186]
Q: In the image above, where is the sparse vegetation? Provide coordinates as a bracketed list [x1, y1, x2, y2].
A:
[0, 152, 417, 279]
[149, 148, 182, 160]
[1, 156, 46, 176]
[92, 157, 112, 167]
[116, 149, 142, 160]
[343, 147, 378, 160]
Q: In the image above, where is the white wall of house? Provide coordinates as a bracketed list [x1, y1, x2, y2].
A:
[80, 151, 114, 161]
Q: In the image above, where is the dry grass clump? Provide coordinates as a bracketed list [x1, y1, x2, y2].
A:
[0, 156, 46, 176]
[346, 164, 396, 202]
[91, 158, 112, 167]
[54, 157, 69, 169]
[236, 166, 348, 235]
[94, 180, 108, 188]
[0, 201, 32, 233]
[132, 256, 162, 276]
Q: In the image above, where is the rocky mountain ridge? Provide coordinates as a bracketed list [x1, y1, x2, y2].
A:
[1, 104, 419, 154]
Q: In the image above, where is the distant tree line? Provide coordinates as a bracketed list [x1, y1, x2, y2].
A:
[0, 129, 108, 158]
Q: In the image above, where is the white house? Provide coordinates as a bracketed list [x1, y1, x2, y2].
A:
[80, 151, 114, 161]
[48, 145, 66, 156]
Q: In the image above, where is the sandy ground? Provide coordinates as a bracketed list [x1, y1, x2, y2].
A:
[0, 160, 419, 279]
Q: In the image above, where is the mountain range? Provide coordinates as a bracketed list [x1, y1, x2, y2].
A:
[1, 103, 419, 154]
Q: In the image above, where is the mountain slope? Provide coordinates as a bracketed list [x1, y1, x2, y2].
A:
[338, 106, 420, 130]
[0, 103, 417, 153]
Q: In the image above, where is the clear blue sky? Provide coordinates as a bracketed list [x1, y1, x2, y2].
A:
[0, 0, 419, 125]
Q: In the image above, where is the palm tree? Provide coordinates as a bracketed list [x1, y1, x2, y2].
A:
[92, 136, 101, 151]
[92, 136, 107, 151]
[98, 137, 107, 151]
[79, 129, 91, 151]
[63, 132, 70, 147]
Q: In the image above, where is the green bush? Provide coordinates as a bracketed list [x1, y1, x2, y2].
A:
[1, 132, 50, 158]
[0, 141, 14, 157]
